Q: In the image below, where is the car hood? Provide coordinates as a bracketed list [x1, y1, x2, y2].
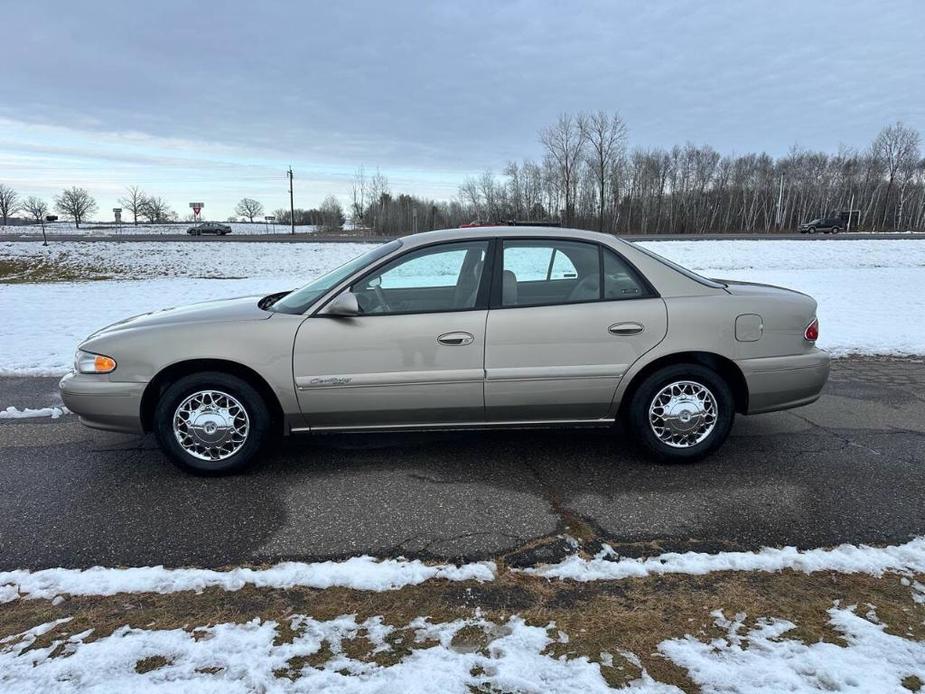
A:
[88, 295, 272, 338]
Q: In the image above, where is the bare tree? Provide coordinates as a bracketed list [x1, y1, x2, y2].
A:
[235, 197, 264, 223]
[351, 165, 367, 225]
[458, 177, 482, 220]
[22, 196, 48, 223]
[540, 113, 588, 226]
[319, 195, 345, 232]
[872, 121, 921, 229]
[139, 196, 173, 223]
[582, 111, 627, 232]
[54, 187, 97, 228]
[119, 186, 147, 226]
[0, 184, 19, 226]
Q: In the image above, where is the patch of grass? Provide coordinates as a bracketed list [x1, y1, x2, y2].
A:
[135, 654, 171, 673]
[0, 257, 112, 283]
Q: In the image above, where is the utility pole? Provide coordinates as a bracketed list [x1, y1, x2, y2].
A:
[287, 166, 295, 235]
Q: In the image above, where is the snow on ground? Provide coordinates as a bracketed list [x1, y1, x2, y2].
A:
[0, 615, 673, 694]
[2, 540, 924, 691]
[1, 603, 922, 692]
[4, 537, 924, 604]
[0, 221, 318, 236]
[0, 557, 496, 604]
[0, 239, 373, 279]
[1, 239, 924, 375]
[522, 536, 925, 582]
[657, 606, 925, 693]
[0, 406, 68, 419]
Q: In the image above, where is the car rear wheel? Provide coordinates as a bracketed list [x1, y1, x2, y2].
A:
[626, 364, 734, 462]
[153, 372, 270, 474]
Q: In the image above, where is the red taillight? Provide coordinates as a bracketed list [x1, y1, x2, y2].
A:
[804, 318, 819, 342]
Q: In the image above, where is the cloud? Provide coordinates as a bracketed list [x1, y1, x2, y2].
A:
[5, 0, 925, 217]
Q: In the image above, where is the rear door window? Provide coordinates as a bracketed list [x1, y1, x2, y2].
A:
[500, 240, 600, 307]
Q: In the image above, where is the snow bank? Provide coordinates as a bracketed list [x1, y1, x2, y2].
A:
[0, 406, 68, 419]
[5, 538, 923, 604]
[522, 536, 925, 582]
[659, 607, 925, 693]
[0, 557, 496, 603]
[0, 614, 671, 694]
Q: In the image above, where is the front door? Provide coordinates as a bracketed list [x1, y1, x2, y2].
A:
[293, 240, 491, 429]
[484, 238, 668, 421]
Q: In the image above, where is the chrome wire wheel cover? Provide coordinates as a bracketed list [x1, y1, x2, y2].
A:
[648, 380, 718, 448]
[173, 390, 249, 461]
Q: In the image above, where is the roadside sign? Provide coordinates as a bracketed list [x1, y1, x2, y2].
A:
[189, 202, 204, 221]
[113, 208, 122, 224]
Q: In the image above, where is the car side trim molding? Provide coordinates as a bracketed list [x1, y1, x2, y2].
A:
[291, 417, 616, 434]
[295, 368, 484, 390]
[485, 365, 625, 382]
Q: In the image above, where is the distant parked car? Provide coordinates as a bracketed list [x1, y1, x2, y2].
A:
[799, 217, 844, 234]
[60, 226, 829, 474]
[187, 222, 232, 236]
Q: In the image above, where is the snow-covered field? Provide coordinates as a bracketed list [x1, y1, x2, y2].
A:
[1, 239, 923, 375]
[2, 538, 924, 692]
[0, 221, 318, 236]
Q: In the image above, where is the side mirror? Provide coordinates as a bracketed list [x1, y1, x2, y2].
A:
[322, 291, 360, 317]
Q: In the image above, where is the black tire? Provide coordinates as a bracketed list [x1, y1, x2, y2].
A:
[153, 371, 271, 474]
[626, 364, 735, 462]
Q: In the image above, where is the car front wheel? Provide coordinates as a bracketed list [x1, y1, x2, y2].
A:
[153, 372, 270, 474]
[626, 364, 734, 462]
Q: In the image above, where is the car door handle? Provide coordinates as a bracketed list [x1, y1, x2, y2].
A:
[437, 331, 475, 346]
[608, 322, 644, 336]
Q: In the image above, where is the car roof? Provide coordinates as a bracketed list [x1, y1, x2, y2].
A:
[397, 225, 629, 249]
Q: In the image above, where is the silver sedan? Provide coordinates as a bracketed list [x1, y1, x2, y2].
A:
[60, 227, 830, 473]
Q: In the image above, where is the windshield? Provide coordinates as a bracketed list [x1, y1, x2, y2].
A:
[631, 243, 727, 289]
[270, 240, 402, 314]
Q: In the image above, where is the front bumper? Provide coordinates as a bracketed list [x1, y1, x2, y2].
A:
[737, 348, 830, 414]
[59, 372, 146, 434]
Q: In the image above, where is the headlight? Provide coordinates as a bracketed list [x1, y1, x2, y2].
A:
[75, 350, 117, 374]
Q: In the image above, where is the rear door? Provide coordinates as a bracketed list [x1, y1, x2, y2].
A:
[484, 238, 667, 421]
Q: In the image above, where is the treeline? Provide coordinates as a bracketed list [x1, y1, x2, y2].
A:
[353, 117, 925, 235]
[273, 195, 345, 231]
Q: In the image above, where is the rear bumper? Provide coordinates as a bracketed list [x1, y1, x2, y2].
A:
[59, 372, 146, 434]
[737, 349, 830, 414]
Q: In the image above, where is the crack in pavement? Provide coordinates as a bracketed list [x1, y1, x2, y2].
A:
[524, 459, 599, 543]
[787, 411, 882, 456]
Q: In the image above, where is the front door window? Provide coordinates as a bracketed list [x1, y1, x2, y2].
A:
[353, 241, 489, 314]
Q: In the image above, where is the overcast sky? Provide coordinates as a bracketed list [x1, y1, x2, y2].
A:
[4, 0, 924, 220]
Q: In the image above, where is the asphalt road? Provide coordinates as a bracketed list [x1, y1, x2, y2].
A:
[1, 357, 923, 571]
[2, 231, 925, 243]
